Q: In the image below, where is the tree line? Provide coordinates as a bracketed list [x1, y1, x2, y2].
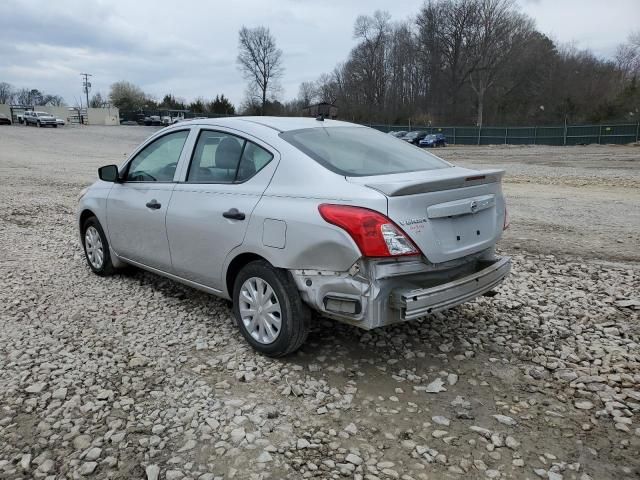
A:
[294, 1, 640, 126]
[107, 81, 235, 115]
[233, 0, 640, 126]
[0, 83, 65, 107]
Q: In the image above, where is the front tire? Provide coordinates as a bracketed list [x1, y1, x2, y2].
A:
[232, 260, 310, 357]
[82, 216, 115, 276]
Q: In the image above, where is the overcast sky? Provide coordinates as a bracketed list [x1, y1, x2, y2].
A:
[1, 0, 638, 108]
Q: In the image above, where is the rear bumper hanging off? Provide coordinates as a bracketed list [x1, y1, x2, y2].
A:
[292, 252, 511, 330]
[389, 256, 511, 320]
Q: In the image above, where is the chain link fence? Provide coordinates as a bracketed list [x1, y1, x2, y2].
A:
[119, 110, 639, 146]
[367, 122, 640, 146]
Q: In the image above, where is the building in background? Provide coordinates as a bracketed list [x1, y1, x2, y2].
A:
[302, 102, 338, 119]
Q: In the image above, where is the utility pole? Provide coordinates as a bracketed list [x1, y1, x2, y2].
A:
[80, 72, 92, 109]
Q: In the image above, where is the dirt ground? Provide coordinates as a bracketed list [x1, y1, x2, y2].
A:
[436, 144, 640, 263]
[0, 125, 638, 480]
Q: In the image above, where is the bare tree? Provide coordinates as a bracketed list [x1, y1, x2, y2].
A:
[15, 88, 43, 106]
[298, 81, 317, 106]
[237, 26, 284, 115]
[616, 31, 640, 80]
[351, 11, 391, 110]
[0, 82, 14, 104]
[42, 94, 65, 106]
[315, 72, 340, 105]
[89, 92, 105, 108]
[417, 0, 481, 121]
[468, 0, 533, 126]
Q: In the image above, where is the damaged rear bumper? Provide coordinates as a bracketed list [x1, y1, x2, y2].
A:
[291, 251, 511, 329]
[389, 256, 510, 320]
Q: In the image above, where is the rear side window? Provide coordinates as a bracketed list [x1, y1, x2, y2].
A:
[280, 127, 449, 177]
[187, 130, 273, 183]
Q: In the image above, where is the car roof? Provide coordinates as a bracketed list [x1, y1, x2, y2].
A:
[178, 116, 360, 133]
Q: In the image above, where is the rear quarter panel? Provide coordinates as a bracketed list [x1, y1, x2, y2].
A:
[224, 143, 388, 285]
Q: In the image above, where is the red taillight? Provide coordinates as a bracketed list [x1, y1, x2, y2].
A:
[503, 203, 510, 230]
[318, 204, 420, 257]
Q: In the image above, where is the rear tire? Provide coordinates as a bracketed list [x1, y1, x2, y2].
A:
[232, 260, 310, 357]
[81, 216, 115, 276]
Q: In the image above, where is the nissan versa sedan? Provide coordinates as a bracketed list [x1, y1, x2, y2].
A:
[78, 117, 510, 357]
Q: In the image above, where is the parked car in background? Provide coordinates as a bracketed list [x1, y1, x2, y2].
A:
[419, 133, 447, 148]
[162, 113, 185, 125]
[401, 130, 428, 145]
[143, 116, 163, 126]
[56, 117, 66, 126]
[78, 117, 510, 357]
[388, 130, 407, 138]
[24, 111, 58, 127]
[0, 113, 11, 125]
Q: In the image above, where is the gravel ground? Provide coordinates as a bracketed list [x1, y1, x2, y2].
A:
[0, 125, 639, 480]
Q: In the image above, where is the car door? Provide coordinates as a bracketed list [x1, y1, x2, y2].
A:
[166, 128, 278, 290]
[106, 128, 192, 272]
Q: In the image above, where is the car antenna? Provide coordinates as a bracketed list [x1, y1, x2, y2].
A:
[316, 114, 324, 121]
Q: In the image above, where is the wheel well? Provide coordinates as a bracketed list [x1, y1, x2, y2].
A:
[226, 253, 266, 297]
[79, 209, 95, 231]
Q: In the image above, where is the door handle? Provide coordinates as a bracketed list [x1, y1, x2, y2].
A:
[223, 208, 245, 220]
[146, 199, 161, 210]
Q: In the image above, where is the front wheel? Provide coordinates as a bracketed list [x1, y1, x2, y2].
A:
[82, 216, 115, 276]
[232, 260, 310, 357]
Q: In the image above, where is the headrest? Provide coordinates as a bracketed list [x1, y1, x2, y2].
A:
[216, 137, 242, 169]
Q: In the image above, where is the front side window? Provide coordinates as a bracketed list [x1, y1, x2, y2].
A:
[280, 126, 449, 177]
[126, 130, 189, 182]
[187, 130, 273, 183]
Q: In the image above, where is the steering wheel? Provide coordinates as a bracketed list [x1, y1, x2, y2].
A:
[130, 170, 157, 181]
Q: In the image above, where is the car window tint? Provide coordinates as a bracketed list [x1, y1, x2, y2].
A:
[280, 127, 449, 177]
[235, 141, 274, 182]
[187, 131, 245, 183]
[126, 130, 189, 182]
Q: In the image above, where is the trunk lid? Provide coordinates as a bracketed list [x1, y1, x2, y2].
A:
[347, 167, 506, 263]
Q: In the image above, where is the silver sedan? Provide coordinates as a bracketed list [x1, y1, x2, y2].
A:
[78, 117, 510, 356]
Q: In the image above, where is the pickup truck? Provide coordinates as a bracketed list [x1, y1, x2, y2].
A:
[24, 111, 58, 128]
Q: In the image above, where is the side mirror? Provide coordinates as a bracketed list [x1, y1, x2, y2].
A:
[98, 164, 120, 182]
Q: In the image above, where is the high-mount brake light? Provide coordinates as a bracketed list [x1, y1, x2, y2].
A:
[318, 204, 420, 257]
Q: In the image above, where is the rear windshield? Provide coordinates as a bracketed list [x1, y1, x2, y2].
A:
[280, 127, 450, 177]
